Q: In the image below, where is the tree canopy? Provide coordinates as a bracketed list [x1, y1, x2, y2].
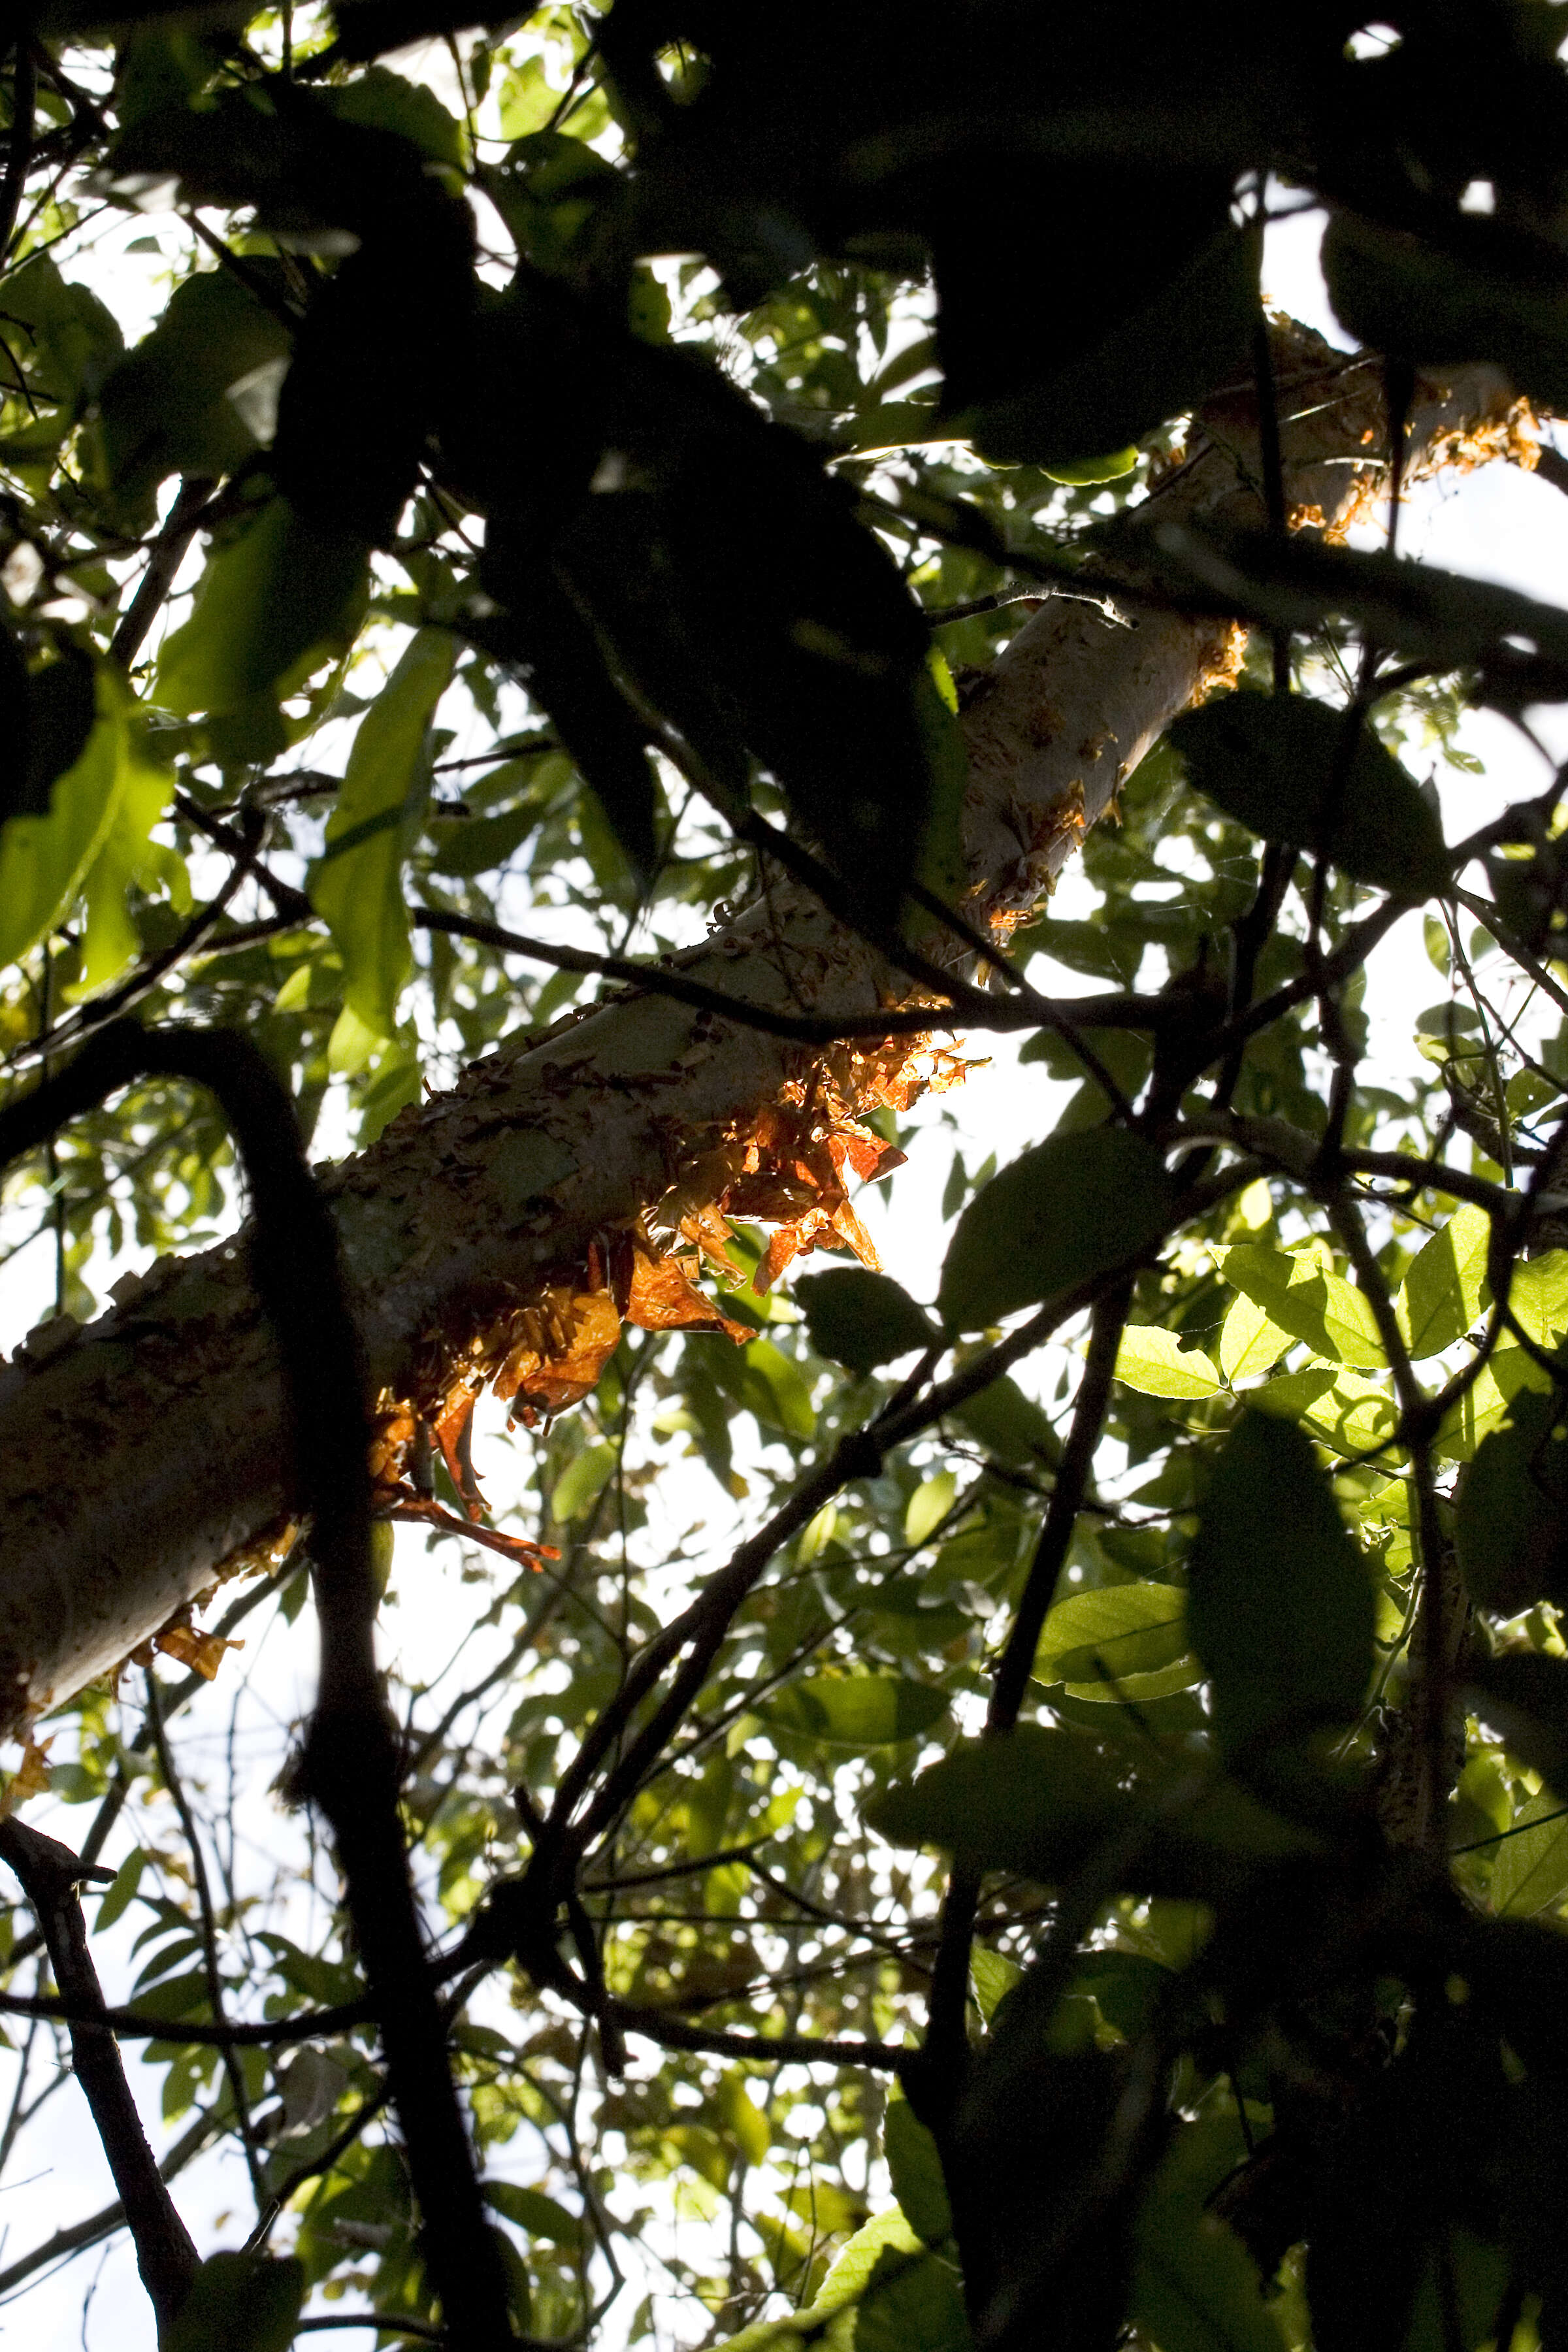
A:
[7, 5, 1568, 2350]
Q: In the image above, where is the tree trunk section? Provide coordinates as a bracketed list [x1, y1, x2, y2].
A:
[0, 329, 1527, 1734]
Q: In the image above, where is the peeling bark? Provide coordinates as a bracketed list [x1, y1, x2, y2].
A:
[0, 325, 1528, 1735]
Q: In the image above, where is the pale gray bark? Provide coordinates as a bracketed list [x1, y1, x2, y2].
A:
[0, 328, 1526, 1733]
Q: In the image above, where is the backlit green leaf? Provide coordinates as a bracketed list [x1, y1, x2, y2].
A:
[156, 497, 367, 717]
[310, 627, 453, 1048]
[1395, 1202, 1492, 1358]
[1034, 1582, 1200, 1703]
[764, 1676, 947, 1749]
[1218, 1291, 1292, 1384]
[1115, 1326, 1220, 1399]
[1220, 1243, 1386, 1370]
[885, 2093, 953, 2247]
[1490, 1787, 1568, 1917]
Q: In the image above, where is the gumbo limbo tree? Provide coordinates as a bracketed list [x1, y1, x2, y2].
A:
[8, 5, 1568, 2348]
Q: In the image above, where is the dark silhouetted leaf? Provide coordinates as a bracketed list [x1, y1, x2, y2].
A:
[0, 666, 171, 972]
[97, 265, 292, 508]
[1324, 209, 1568, 410]
[1186, 1413, 1375, 1771]
[7, 649, 97, 825]
[1129, 2144, 1287, 2352]
[939, 1128, 1175, 1331]
[868, 1725, 1315, 1899]
[1170, 691, 1449, 900]
[962, 222, 1259, 470]
[472, 532, 660, 883]
[796, 1269, 937, 1375]
[1463, 1650, 1568, 1802]
[1146, 524, 1568, 715]
[1456, 1388, 1568, 1616]
[163, 2252, 304, 2352]
[949, 1375, 1062, 1468]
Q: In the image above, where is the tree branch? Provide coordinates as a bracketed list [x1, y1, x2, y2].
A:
[0, 1820, 198, 2331]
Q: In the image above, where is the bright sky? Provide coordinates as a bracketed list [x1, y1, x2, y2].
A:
[4, 184, 1568, 2347]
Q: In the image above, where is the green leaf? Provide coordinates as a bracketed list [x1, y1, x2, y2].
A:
[74, 747, 176, 991]
[853, 2240, 970, 2352]
[1169, 691, 1450, 900]
[310, 627, 454, 1045]
[964, 223, 1258, 470]
[714, 2211, 962, 2352]
[813, 2210, 923, 2315]
[327, 64, 465, 168]
[969, 1944, 1022, 2023]
[483, 2181, 581, 2245]
[1217, 1291, 1292, 1384]
[1041, 446, 1139, 485]
[949, 1376, 1060, 1467]
[427, 796, 546, 877]
[1508, 1251, 1568, 1351]
[1435, 1342, 1552, 1464]
[0, 252, 123, 431]
[1456, 1388, 1568, 1615]
[1490, 1786, 1568, 1917]
[1128, 2136, 1286, 2352]
[1257, 1369, 1400, 1463]
[0, 665, 172, 972]
[905, 1471, 958, 1549]
[870, 1725, 1316, 1897]
[1034, 1582, 1201, 1703]
[763, 1675, 947, 1750]
[738, 1338, 817, 1441]
[869, 1726, 1130, 1878]
[1147, 523, 1568, 713]
[1114, 1326, 1220, 1399]
[1186, 1412, 1375, 1769]
[1395, 1203, 1492, 1359]
[796, 1268, 937, 1375]
[1463, 1651, 1568, 1801]
[97, 266, 292, 505]
[939, 1128, 1175, 1331]
[885, 2093, 953, 2246]
[551, 1440, 618, 1526]
[94, 1846, 147, 1932]
[1220, 1243, 1387, 1370]
[911, 644, 970, 912]
[156, 497, 367, 717]
[163, 2253, 304, 2352]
